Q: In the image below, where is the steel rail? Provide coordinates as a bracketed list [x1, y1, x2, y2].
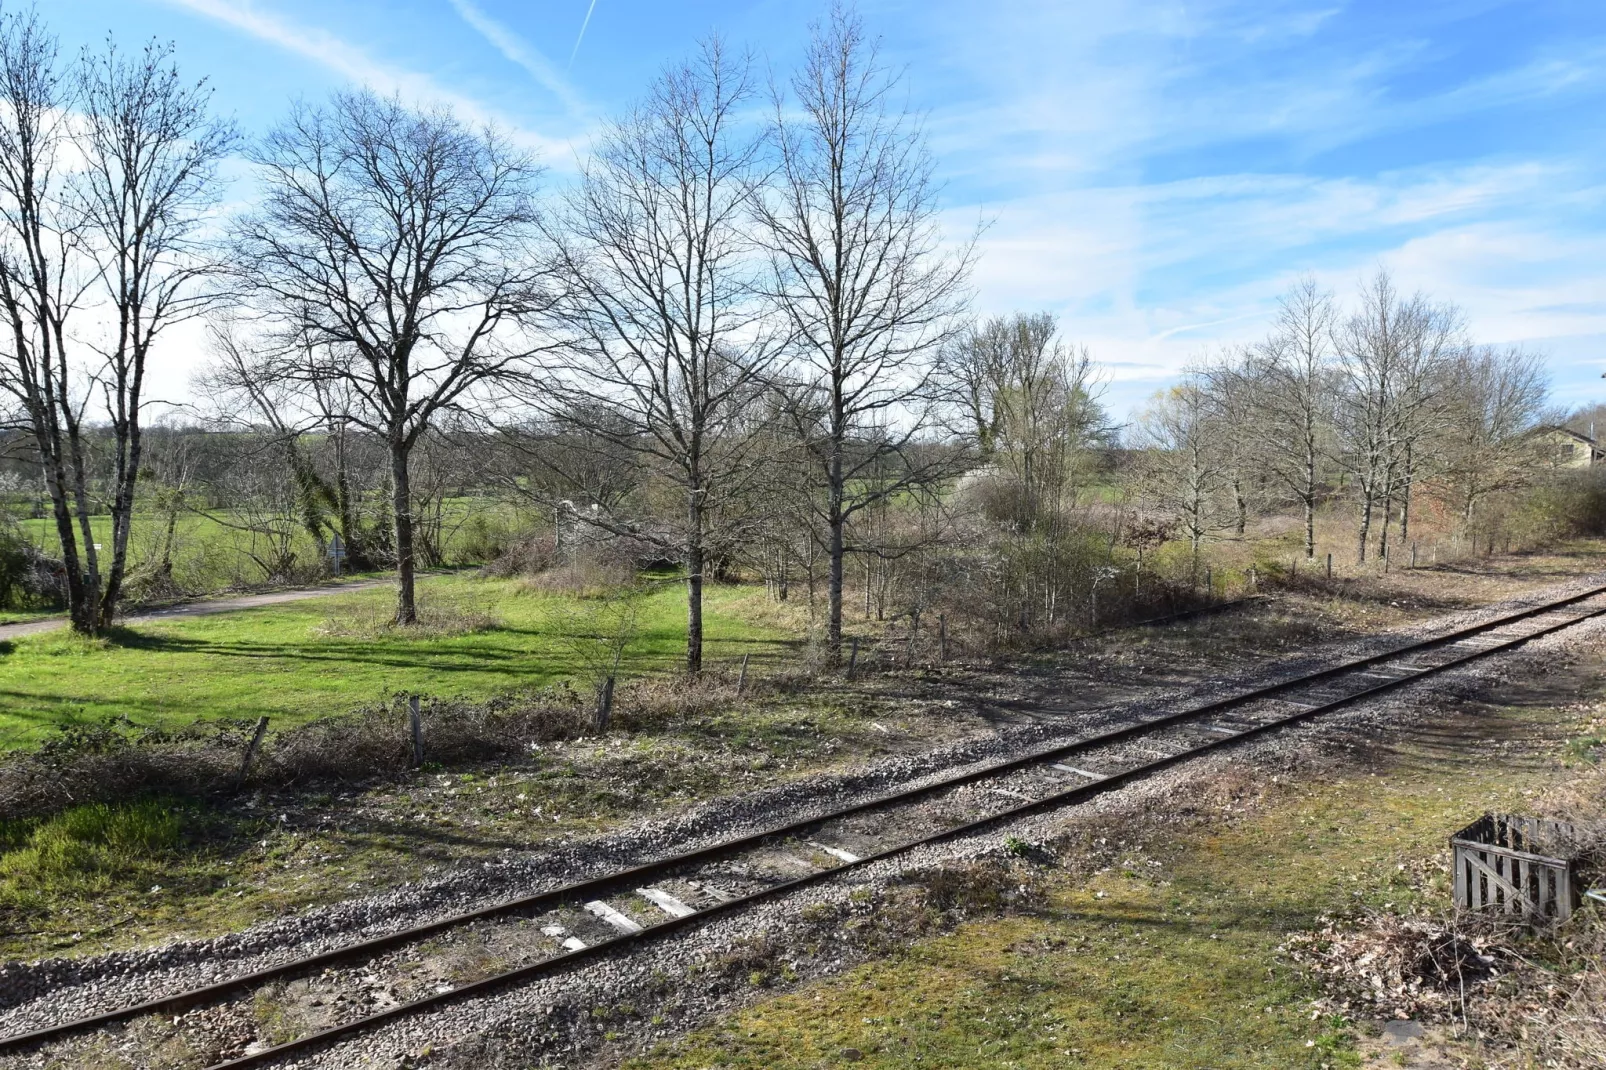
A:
[2, 583, 1602, 1060]
[199, 593, 1606, 1070]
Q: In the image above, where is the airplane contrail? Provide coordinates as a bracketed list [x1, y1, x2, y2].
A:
[568, 0, 600, 69]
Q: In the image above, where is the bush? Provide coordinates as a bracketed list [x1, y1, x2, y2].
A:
[0, 691, 593, 821]
[456, 510, 522, 567]
[480, 530, 560, 578]
[522, 537, 641, 596]
[1523, 469, 1606, 539]
[0, 522, 63, 610]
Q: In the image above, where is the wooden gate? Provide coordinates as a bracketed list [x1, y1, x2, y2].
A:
[1451, 814, 1580, 924]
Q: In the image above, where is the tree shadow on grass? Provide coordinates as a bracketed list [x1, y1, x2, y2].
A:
[98, 626, 562, 678]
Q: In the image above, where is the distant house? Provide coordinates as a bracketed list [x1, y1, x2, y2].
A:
[1540, 426, 1605, 469]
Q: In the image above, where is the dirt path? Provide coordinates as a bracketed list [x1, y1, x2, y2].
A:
[0, 578, 392, 641]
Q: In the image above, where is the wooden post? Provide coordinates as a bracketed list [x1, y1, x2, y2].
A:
[1248, 565, 1257, 589]
[1411, 541, 1417, 569]
[847, 636, 860, 677]
[594, 676, 615, 732]
[1291, 558, 1297, 580]
[938, 614, 948, 661]
[736, 652, 750, 695]
[409, 695, 424, 768]
[236, 716, 269, 791]
[1326, 553, 1332, 579]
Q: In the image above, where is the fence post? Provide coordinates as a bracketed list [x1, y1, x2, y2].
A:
[409, 695, 424, 768]
[1326, 553, 1332, 579]
[938, 614, 948, 662]
[1411, 541, 1417, 569]
[1248, 565, 1257, 589]
[1291, 558, 1297, 581]
[847, 636, 860, 677]
[736, 652, 750, 695]
[236, 716, 269, 791]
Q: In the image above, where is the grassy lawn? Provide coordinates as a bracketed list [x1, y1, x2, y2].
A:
[0, 573, 798, 748]
[10, 496, 525, 593]
[627, 666, 1599, 1069]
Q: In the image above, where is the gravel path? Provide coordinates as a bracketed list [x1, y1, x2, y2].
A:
[0, 579, 392, 640]
[0, 571, 1601, 1067]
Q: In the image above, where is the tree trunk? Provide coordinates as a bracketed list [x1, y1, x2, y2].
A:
[62, 419, 104, 631]
[97, 412, 144, 632]
[42, 447, 90, 632]
[1399, 449, 1414, 542]
[685, 491, 704, 675]
[159, 506, 178, 576]
[1233, 474, 1247, 536]
[826, 439, 845, 663]
[390, 439, 417, 625]
[1303, 443, 1317, 559]
[1356, 477, 1373, 564]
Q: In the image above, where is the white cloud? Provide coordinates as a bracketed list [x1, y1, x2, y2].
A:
[950, 155, 1606, 418]
[158, 0, 571, 156]
[445, 0, 590, 118]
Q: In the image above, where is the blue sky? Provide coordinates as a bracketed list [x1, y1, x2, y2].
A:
[52, 0, 1606, 416]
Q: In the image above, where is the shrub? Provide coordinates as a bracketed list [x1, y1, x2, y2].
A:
[0, 522, 63, 610]
[0, 690, 593, 821]
[481, 530, 559, 578]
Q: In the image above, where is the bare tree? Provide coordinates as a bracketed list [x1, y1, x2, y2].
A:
[1206, 278, 1338, 558]
[233, 91, 550, 623]
[1195, 349, 1258, 538]
[0, 10, 88, 627]
[756, 5, 972, 661]
[947, 312, 1109, 530]
[0, 13, 231, 633]
[1133, 380, 1231, 581]
[1437, 346, 1549, 525]
[541, 40, 774, 674]
[1334, 271, 1459, 563]
[78, 38, 235, 628]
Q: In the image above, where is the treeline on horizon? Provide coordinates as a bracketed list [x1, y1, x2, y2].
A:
[0, 3, 1602, 669]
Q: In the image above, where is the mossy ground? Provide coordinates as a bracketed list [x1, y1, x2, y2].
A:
[624, 653, 1604, 1069]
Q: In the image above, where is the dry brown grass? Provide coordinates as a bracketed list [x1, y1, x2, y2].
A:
[312, 588, 501, 639]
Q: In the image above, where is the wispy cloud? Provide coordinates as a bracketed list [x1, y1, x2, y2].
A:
[446, 0, 588, 117]
[159, 0, 569, 154]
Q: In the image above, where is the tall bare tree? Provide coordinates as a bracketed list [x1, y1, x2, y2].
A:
[1134, 379, 1231, 581]
[756, 5, 972, 661]
[0, 11, 231, 634]
[541, 40, 774, 674]
[1206, 278, 1338, 558]
[233, 91, 550, 623]
[1335, 271, 1459, 563]
[1437, 346, 1549, 525]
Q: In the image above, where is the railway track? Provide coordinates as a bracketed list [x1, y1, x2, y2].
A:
[6, 582, 1606, 1069]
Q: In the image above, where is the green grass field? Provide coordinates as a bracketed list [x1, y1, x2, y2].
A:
[0, 574, 798, 749]
[10, 497, 524, 595]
